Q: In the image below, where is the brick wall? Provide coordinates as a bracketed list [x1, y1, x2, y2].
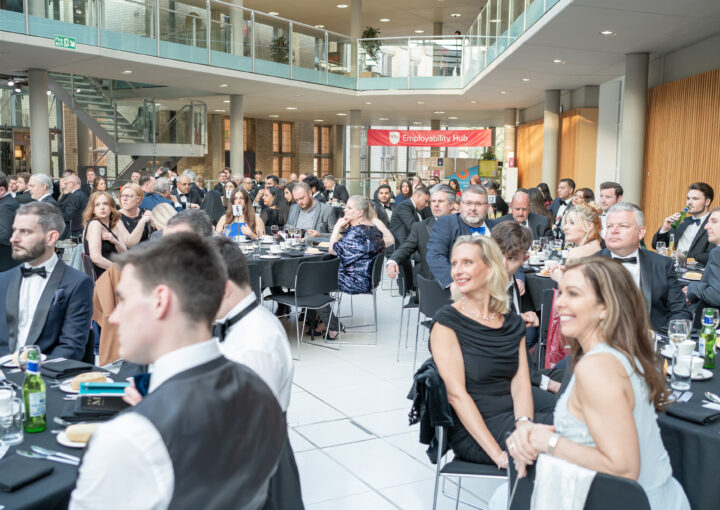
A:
[251, 118, 274, 174]
[62, 104, 78, 173]
[292, 121, 314, 175]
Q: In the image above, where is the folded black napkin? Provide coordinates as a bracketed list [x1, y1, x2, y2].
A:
[0, 456, 54, 492]
[41, 359, 97, 379]
[666, 401, 720, 425]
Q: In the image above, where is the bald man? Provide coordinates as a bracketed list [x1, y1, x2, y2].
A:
[495, 191, 553, 240]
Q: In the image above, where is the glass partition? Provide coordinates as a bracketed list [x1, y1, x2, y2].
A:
[496, 0, 510, 56]
[292, 24, 326, 85]
[254, 13, 290, 79]
[28, 0, 98, 45]
[358, 38, 409, 90]
[209, 2, 251, 72]
[0, 0, 26, 33]
[101, 0, 156, 56]
[158, 0, 208, 64]
[327, 33, 355, 88]
[509, 0, 526, 41]
[409, 38, 461, 89]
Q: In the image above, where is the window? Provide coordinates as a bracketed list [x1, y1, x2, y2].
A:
[273, 122, 293, 177]
[313, 125, 332, 176]
[223, 118, 247, 151]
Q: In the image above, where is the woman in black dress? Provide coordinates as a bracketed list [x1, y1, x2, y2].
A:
[260, 186, 289, 234]
[118, 183, 153, 243]
[431, 235, 546, 467]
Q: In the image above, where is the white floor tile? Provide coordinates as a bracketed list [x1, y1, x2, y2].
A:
[379, 477, 503, 510]
[295, 418, 375, 448]
[293, 359, 382, 393]
[286, 391, 345, 427]
[310, 380, 411, 417]
[295, 450, 369, 505]
[307, 491, 399, 510]
[324, 438, 434, 490]
[352, 408, 418, 437]
[383, 431, 433, 466]
[288, 427, 315, 453]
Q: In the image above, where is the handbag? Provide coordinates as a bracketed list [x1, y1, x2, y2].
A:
[544, 289, 570, 369]
[81, 252, 97, 282]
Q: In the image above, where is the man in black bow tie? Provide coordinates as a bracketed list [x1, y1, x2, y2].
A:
[549, 178, 575, 238]
[599, 202, 690, 332]
[0, 202, 93, 360]
[652, 182, 715, 265]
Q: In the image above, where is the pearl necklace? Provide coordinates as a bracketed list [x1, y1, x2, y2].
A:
[461, 298, 496, 321]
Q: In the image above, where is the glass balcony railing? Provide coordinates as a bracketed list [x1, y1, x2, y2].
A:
[2, 0, 561, 91]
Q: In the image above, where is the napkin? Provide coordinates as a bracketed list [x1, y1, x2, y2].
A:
[0, 456, 54, 492]
[41, 359, 97, 379]
[666, 401, 720, 425]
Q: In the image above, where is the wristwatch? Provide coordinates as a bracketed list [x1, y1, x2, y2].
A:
[546, 433, 561, 456]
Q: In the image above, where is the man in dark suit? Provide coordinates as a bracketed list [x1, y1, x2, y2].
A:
[322, 175, 349, 204]
[652, 182, 716, 265]
[171, 174, 203, 209]
[13, 172, 33, 204]
[81, 167, 96, 197]
[496, 191, 553, 240]
[601, 202, 691, 332]
[389, 187, 430, 246]
[0, 172, 20, 272]
[213, 169, 229, 194]
[549, 178, 575, 237]
[28, 174, 59, 207]
[373, 184, 394, 228]
[303, 175, 326, 204]
[58, 174, 89, 239]
[484, 180, 509, 218]
[686, 207, 720, 310]
[386, 184, 454, 281]
[0, 202, 93, 360]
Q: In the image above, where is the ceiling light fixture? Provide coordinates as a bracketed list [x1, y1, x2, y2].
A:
[552, 59, 565, 64]
[268, 11, 279, 16]
[315, 25, 325, 29]
[379, 18, 390, 22]
[470, 100, 477, 104]
[336, 4, 348, 8]
[223, 100, 230, 103]
[450, 13, 461, 17]
[599, 30, 615, 36]
[500, 90, 507, 94]
[417, 101, 424, 104]
[214, 109, 225, 112]
[448, 116, 458, 120]
[490, 19, 501, 23]
[7, 80, 15, 87]
[121, 70, 133, 75]
[285, 106, 298, 110]
[76, 88, 82, 93]
[414, 30, 425, 34]
[314, 119, 324, 122]
[268, 114, 280, 118]
[365, 101, 372, 105]
[219, 83, 228, 87]
[433, 111, 445, 114]
[336, 112, 347, 116]
[14, 87, 22, 93]
[46, 90, 52, 95]
[379, 117, 389, 121]
[522, 77, 530, 82]
[413, 121, 421, 125]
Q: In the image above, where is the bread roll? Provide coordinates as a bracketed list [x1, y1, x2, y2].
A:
[687, 257, 696, 265]
[684, 271, 703, 281]
[65, 423, 98, 443]
[11, 350, 30, 365]
[70, 371, 107, 391]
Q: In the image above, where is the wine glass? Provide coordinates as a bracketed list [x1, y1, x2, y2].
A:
[270, 225, 280, 240]
[222, 226, 231, 238]
[531, 240, 541, 254]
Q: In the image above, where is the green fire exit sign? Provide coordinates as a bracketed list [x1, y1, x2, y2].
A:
[54, 36, 76, 49]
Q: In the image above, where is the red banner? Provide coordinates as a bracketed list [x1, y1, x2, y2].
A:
[366, 129, 491, 147]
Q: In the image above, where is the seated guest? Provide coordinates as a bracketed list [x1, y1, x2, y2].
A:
[431, 235, 548, 467]
[686, 207, 720, 308]
[652, 182, 716, 265]
[449, 179, 461, 196]
[499, 257, 690, 510]
[0, 202, 92, 360]
[527, 188, 553, 224]
[28, 174, 59, 206]
[572, 187, 594, 206]
[149, 203, 177, 239]
[561, 202, 603, 261]
[216, 188, 265, 239]
[598, 181, 623, 237]
[389, 187, 430, 245]
[303, 175, 326, 204]
[213, 169, 228, 194]
[165, 209, 214, 238]
[0, 172, 19, 272]
[260, 187, 289, 234]
[322, 174, 349, 203]
[222, 180, 237, 208]
[315, 196, 386, 339]
[59, 174, 89, 238]
[81, 168, 96, 196]
[386, 184, 455, 281]
[140, 177, 182, 212]
[373, 184, 394, 228]
[92, 176, 107, 193]
[70, 234, 286, 509]
[195, 176, 207, 197]
[537, 182, 553, 208]
[240, 177, 258, 201]
[118, 183, 152, 243]
[484, 180, 509, 218]
[252, 174, 278, 206]
[395, 179, 412, 205]
[601, 202, 691, 331]
[172, 173, 202, 209]
[549, 178, 575, 235]
[283, 182, 296, 207]
[14, 172, 33, 204]
[373, 178, 395, 202]
[286, 182, 337, 236]
[495, 191, 553, 240]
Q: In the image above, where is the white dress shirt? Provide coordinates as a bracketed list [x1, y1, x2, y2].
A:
[217, 294, 294, 411]
[38, 193, 52, 202]
[676, 213, 709, 253]
[612, 249, 641, 289]
[410, 198, 422, 221]
[70, 340, 222, 510]
[600, 213, 607, 239]
[555, 200, 570, 225]
[16, 254, 60, 350]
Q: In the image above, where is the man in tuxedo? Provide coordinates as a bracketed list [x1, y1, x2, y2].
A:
[495, 191, 553, 240]
[14, 172, 33, 204]
[652, 182, 715, 265]
[484, 180, 509, 218]
[303, 175, 326, 204]
[58, 174, 88, 239]
[81, 168, 96, 197]
[686, 207, 720, 309]
[286, 182, 336, 235]
[373, 178, 395, 202]
[386, 184, 454, 282]
[601, 202, 691, 332]
[373, 184, 394, 228]
[322, 174, 349, 204]
[213, 169, 229, 194]
[172, 174, 203, 209]
[598, 181, 623, 237]
[549, 178, 575, 237]
[28, 174, 59, 207]
[0, 202, 93, 360]
[70, 233, 285, 509]
[389, 187, 430, 245]
[0, 172, 20, 272]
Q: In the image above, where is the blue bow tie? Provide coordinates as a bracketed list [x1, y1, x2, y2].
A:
[470, 226, 486, 235]
[687, 218, 701, 226]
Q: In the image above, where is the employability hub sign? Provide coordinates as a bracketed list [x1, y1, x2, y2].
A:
[366, 129, 491, 147]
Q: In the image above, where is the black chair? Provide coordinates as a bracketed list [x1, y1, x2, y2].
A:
[536, 288, 555, 368]
[336, 252, 385, 345]
[396, 260, 419, 362]
[264, 258, 341, 359]
[248, 263, 262, 300]
[414, 275, 452, 369]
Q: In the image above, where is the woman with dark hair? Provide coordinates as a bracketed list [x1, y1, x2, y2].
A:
[395, 179, 412, 205]
[572, 187, 595, 206]
[527, 188, 553, 223]
[222, 180, 237, 209]
[537, 182, 553, 208]
[499, 257, 689, 510]
[216, 188, 265, 239]
[92, 176, 107, 193]
[449, 178, 461, 196]
[261, 186, 289, 234]
[284, 182, 296, 206]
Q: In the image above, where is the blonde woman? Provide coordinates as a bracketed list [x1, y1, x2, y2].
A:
[431, 235, 543, 468]
[562, 202, 603, 261]
[149, 202, 178, 239]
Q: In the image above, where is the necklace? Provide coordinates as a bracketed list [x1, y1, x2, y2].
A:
[461, 298, 496, 321]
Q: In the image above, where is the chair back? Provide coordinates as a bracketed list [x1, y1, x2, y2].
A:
[81, 253, 97, 282]
[248, 263, 262, 299]
[417, 275, 452, 319]
[294, 258, 340, 298]
[370, 252, 385, 290]
[397, 261, 415, 298]
[538, 288, 555, 344]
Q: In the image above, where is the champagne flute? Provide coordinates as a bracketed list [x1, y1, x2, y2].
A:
[668, 319, 690, 384]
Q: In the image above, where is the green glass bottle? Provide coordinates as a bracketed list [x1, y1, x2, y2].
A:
[671, 208, 688, 229]
[23, 359, 46, 433]
[699, 311, 716, 370]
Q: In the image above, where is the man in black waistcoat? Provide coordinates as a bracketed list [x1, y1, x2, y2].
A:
[70, 233, 286, 510]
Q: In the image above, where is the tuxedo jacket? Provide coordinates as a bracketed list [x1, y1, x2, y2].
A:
[373, 200, 394, 228]
[0, 258, 93, 360]
[14, 190, 32, 204]
[324, 184, 349, 204]
[687, 245, 720, 309]
[495, 212, 553, 240]
[598, 248, 691, 332]
[390, 216, 435, 281]
[652, 215, 716, 265]
[40, 194, 60, 208]
[389, 199, 423, 246]
[549, 197, 570, 220]
[0, 194, 19, 272]
[59, 190, 89, 238]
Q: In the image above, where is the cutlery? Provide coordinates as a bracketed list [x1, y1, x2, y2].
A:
[705, 391, 720, 404]
[679, 391, 693, 402]
[0, 444, 8, 460]
[16, 450, 79, 466]
[31, 445, 80, 463]
[43, 358, 67, 364]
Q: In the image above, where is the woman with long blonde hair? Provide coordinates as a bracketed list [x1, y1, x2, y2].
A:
[430, 235, 544, 468]
[561, 202, 603, 261]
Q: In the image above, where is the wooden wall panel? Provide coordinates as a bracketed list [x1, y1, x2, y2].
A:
[517, 118, 543, 189]
[642, 68, 720, 244]
[558, 108, 598, 190]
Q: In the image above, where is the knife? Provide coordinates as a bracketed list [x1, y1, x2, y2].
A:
[31, 445, 81, 463]
[16, 450, 79, 466]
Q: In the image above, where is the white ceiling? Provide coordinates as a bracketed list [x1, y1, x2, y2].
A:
[1, 0, 720, 127]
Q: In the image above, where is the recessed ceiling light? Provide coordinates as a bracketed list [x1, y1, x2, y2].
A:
[314, 119, 324, 122]
[490, 19, 501, 23]
[268, 114, 279, 118]
[15, 87, 22, 93]
[285, 106, 298, 110]
[417, 101, 424, 104]
[470, 100, 477, 104]
[552, 59, 565, 64]
[315, 24, 325, 29]
[268, 11, 279, 16]
[522, 77, 530, 82]
[76, 88, 81, 93]
[336, 112, 347, 116]
[365, 101, 372, 105]
[46, 90, 52, 95]
[414, 29, 425, 34]
[219, 83, 228, 87]
[379, 117, 389, 121]
[379, 18, 390, 22]
[337, 4, 348, 8]
[448, 116, 458, 119]
[214, 109, 225, 112]
[7, 80, 15, 86]
[413, 121, 421, 125]
[433, 111, 445, 114]
[121, 70, 133, 74]
[223, 100, 230, 103]
[599, 30, 615, 36]
[450, 13, 461, 17]
[500, 90, 507, 94]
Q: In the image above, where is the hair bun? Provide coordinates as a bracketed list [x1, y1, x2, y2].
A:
[585, 201, 603, 216]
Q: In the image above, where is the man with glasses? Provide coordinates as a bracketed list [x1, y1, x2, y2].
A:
[241, 177, 257, 201]
[213, 170, 228, 194]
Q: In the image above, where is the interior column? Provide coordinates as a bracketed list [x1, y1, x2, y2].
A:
[619, 53, 649, 205]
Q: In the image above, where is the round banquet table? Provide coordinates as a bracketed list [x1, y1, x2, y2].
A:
[244, 242, 335, 289]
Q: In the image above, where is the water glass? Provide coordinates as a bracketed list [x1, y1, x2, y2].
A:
[671, 340, 695, 391]
[0, 389, 23, 446]
[18, 345, 42, 372]
[703, 308, 720, 329]
[540, 237, 549, 249]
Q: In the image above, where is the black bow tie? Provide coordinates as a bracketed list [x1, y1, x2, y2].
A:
[21, 266, 47, 278]
[213, 298, 260, 342]
[614, 256, 637, 264]
[687, 218, 701, 226]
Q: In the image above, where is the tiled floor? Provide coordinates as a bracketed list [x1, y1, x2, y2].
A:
[277, 281, 505, 509]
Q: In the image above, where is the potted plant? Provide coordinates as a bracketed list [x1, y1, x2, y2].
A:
[360, 26, 381, 75]
[271, 35, 289, 64]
